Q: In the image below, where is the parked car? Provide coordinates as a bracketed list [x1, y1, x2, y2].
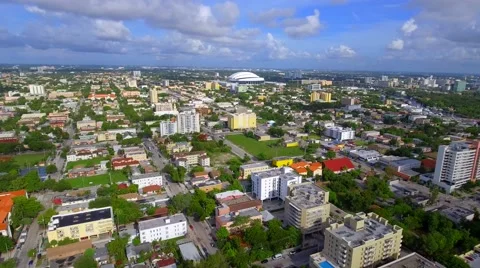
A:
[261, 259, 268, 264]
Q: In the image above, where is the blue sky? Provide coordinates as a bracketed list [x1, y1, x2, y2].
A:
[0, 0, 479, 73]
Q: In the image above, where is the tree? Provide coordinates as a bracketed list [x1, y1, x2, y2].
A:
[132, 236, 141, 246]
[73, 253, 97, 268]
[428, 186, 440, 205]
[46, 164, 58, 174]
[267, 127, 285, 138]
[243, 154, 251, 163]
[28, 248, 37, 258]
[168, 193, 193, 213]
[326, 150, 336, 159]
[24, 171, 43, 192]
[244, 220, 268, 249]
[38, 208, 57, 227]
[0, 236, 14, 253]
[11, 196, 44, 227]
[107, 235, 129, 266]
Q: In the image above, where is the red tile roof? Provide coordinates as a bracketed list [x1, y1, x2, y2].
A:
[0, 190, 27, 231]
[323, 158, 355, 173]
[117, 183, 128, 189]
[156, 258, 176, 267]
[421, 159, 436, 170]
[142, 185, 161, 193]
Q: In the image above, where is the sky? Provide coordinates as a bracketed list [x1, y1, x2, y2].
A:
[0, 0, 479, 73]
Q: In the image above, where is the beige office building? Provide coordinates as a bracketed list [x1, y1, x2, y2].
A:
[47, 207, 115, 242]
[284, 183, 330, 233]
[318, 212, 403, 268]
[150, 88, 158, 104]
[239, 162, 272, 179]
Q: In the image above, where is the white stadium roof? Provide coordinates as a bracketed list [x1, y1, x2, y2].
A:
[228, 72, 265, 83]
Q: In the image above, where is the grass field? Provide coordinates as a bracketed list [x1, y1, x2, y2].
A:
[66, 157, 108, 170]
[13, 153, 47, 166]
[68, 171, 128, 188]
[211, 152, 237, 168]
[226, 134, 304, 159]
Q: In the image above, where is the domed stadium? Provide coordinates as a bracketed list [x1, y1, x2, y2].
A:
[228, 72, 265, 85]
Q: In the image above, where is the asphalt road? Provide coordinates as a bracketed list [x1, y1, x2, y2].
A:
[258, 246, 318, 268]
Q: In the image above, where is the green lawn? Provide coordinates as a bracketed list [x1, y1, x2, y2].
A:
[68, 171, 128, 188]
[66, 157, 108, 170]
[226, 134, 304, 159]
[13, 153, 47, 166]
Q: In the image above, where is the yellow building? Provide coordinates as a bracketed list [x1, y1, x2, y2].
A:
[150, 88, 158, 104]
[272, 157, 294, 167]
[240, 162, 273, 179]
[385, 99, 392, 105]
[284, 141, 299, 147]
[47, 207, 115, 243]
[320, 92, 332, 102]
[196, 180, 223, 192]
[310, 91, 321, 102]
[258, 95, 267, 101]
[317, 212, 403, 268]
[227, 112, 256, 130]
[204, 82, 213, 90]
[319, 80, 333, 86]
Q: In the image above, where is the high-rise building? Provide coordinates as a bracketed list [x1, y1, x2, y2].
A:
[251, 167, 302, 201]
[127, 78, 137, 88]
[316, 212, 403, 268]
[284, 183, 330, 233]
[149, 88, 158, 104]
[227, 112, 256, 130]
[308, 84, 322, 91]
[177, 110, 200, 134]
[285, 70, 303, 80]
[364, 77, 373, 84]
[29, 84, 45, 95]
[453, 80, 467, 92]
[433, 141, 480, 193]
[162, 80, 170, 87]
[310, 91, 321, 102]
[341, 97, 356, 106]
[133, 71, 141, 78]
[320, 92, 332, 102]
[159, 120, 177, 136]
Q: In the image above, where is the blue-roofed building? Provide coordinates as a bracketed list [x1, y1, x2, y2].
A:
[20, 166, 48, 181]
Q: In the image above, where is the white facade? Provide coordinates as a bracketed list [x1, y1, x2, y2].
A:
[131, 173, 163, 189]
[324, 127, 355, 141]
[139, 213, 187, 243]
[162, 80, 169, 87]
[433, 142, 480, 193]
[133, 71, 141, 78]
[349, 150, 381, 162]
[177, 110, 200, 134]
[127, 79, 137, 88]
[29, 84, 45, 95]
[251, 167, 302, 201]
[308, 84, 322, 91]
[159, 121, 177, 136]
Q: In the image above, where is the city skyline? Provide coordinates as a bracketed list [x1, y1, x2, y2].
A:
[1, 0, 479, 73]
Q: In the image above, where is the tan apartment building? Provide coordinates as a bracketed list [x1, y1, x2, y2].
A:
[47, 207, 115, 242]
[124, 146, 147, 161]
[317, 212, 403, 268]
[239, 162, 272, 179]
[284, 183, 330, 233]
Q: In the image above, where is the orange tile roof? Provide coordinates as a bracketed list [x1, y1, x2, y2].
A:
[0, 189, 27, 230]
[309, 162, 322, 171]
[142, 185, 161, 193]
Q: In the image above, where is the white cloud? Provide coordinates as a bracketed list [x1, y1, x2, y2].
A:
[93, 20, 130, 41]
[265, 33, 293, 59]
[388, 39, 404, 50]
[214, 1, 239, 25]
[284, 9, 322, 38]
[251, 8, 296, 27]
[25, 5, 46, 15]
[324, 45, 356, 58]
[401, 19, 418, 36]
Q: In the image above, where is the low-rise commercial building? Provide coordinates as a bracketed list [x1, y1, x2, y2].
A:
[130, 172, 163, 189]
[47, 207, 115, 242]
[324, 126, 355, 141]
[349, 150, 381, 162]
[173, 151, 210, 167]
[323, 158, 355, 174]
[272, 157, 294, 167]
[290, 161, 322, 176]
[138, 213, 187, 243]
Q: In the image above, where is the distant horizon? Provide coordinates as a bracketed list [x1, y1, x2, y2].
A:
[0, 62, 475, 77]
[1, 1, 479, 73]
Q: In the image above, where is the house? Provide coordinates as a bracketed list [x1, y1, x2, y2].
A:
[323, 158, 355, 174]
[141, 185, 162, 195]
[126, 243, 153, 261]
[94, 247, 109, 266]
[290, 161, 322, 176]
[0, 189, 28, 237]
[68, 167, 96, 178]
[111, 157, 139, 170]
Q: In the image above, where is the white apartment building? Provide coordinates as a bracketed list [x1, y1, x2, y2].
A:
[127, 79, 137, 88]
[433, 141, 480, 193]
[159, 120, 177, 136]
[251, 167, 302, 201]
[130, 172, 163, 189]
[324, 126, 355, 141]
[133, 71, 141, 78]
[29, 84, 45, 95]
[138, 213, 187, 243]
[308, 84, 322, 91]
[177, 110, 200, 134]
[162, 80, 169, 87]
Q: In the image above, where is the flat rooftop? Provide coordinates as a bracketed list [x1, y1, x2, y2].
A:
[138, 213, 186, 231]
[330, 214, 398, 248]
[240, 162, 270, 169]
[217, 207, 261, 223]
[131, 172, 162, 180]
[379, 252, 444, 268]
[178, 242, 202, 261]
[252, 168, 299, 180]
[287, 183, 328, 209]
[49, 207, 112, 230]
